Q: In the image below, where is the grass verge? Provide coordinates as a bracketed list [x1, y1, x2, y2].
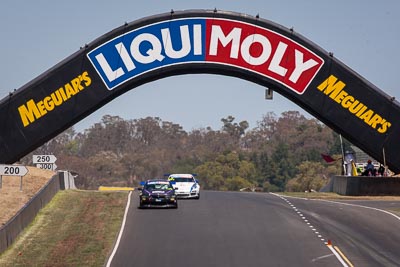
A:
[0, 190, 129, 267]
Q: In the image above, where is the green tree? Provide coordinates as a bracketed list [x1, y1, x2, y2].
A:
[266, 142, 296, 191]
[221, 116, 249, 138]
[221, 116, 249, 148]
[225, 176, 253, 191]
[285, 161, 329, 192]
[195, 161, 225, 190]
[28, 110, 345, 191]
[194, 152, 257, 190]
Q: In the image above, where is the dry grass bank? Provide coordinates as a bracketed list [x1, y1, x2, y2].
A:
[0, 167, 55, 226]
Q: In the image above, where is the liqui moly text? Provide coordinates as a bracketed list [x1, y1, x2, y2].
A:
[87, 18, 324, 94]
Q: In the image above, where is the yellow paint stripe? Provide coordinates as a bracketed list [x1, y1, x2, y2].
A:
[334, 246, 354, 267]
[98, 186, 134, 191]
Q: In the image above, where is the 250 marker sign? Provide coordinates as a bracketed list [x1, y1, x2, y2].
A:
[33, 155, 57, 171]
[33, 155, 57, 164]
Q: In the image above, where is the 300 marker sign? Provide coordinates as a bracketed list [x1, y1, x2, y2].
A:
[36, 163, 57, 171]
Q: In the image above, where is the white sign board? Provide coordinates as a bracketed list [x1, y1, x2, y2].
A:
[0, 165, 29, 176]
[36, 163, 57, 171]
[33, 155, 57, 164]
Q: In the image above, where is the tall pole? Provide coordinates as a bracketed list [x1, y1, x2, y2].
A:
[339, 134, 345, 175]
[383, 147, 388, 176]
[382, 147, 386, 166]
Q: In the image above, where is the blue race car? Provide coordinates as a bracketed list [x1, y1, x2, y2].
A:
[138, 179, 178, 208]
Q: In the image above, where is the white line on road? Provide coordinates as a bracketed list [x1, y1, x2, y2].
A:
[327, 245, 349, 267]
[276, 193, 400, 222]
[106, 191, 132, 267]
[270, 193, 351, 267]
[316, 199, 400, 221]
[311, 253, 335, 262]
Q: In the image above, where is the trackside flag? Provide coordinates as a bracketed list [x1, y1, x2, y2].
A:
[321, 154, 338, 163]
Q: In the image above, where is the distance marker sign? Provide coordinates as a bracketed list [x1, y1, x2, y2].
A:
[0, 165, 28, 176]
[36, 163, 57, 171]
[0, 164, 29, 191]
[33, 155, 57, 164]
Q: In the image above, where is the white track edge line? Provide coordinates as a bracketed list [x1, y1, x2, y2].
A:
[106, 191, 132, 267]
[327, 245, 349, 267]
[271, 193, 400, 221]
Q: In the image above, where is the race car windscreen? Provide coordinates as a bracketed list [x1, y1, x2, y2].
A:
[145, 183, 171, 190]
[173, 178, 194, 182]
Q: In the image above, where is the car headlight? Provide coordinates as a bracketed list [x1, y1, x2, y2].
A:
[140, 192, 149, 198]
[140, 189, 151, 196]
[191, 184, 199, 192]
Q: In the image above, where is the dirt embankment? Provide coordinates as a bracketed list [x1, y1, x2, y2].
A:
[0, 167, 55, 226]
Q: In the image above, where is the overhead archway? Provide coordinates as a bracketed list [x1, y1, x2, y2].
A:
[1, 10, 399, 173]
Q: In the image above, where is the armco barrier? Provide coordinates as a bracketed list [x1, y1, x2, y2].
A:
[332, 175, 400, 196]
[0, 170, 75, 255]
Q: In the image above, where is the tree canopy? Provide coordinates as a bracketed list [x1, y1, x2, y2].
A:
[22, 112, 343, 191]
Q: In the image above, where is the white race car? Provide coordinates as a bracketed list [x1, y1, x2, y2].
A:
[168, 173, 200, 199]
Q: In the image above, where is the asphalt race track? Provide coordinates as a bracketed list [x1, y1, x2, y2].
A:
[282, 197, 400, 267]
[107, 191, 400, 267]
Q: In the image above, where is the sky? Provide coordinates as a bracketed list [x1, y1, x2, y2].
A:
[1, 0, 399, 133]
